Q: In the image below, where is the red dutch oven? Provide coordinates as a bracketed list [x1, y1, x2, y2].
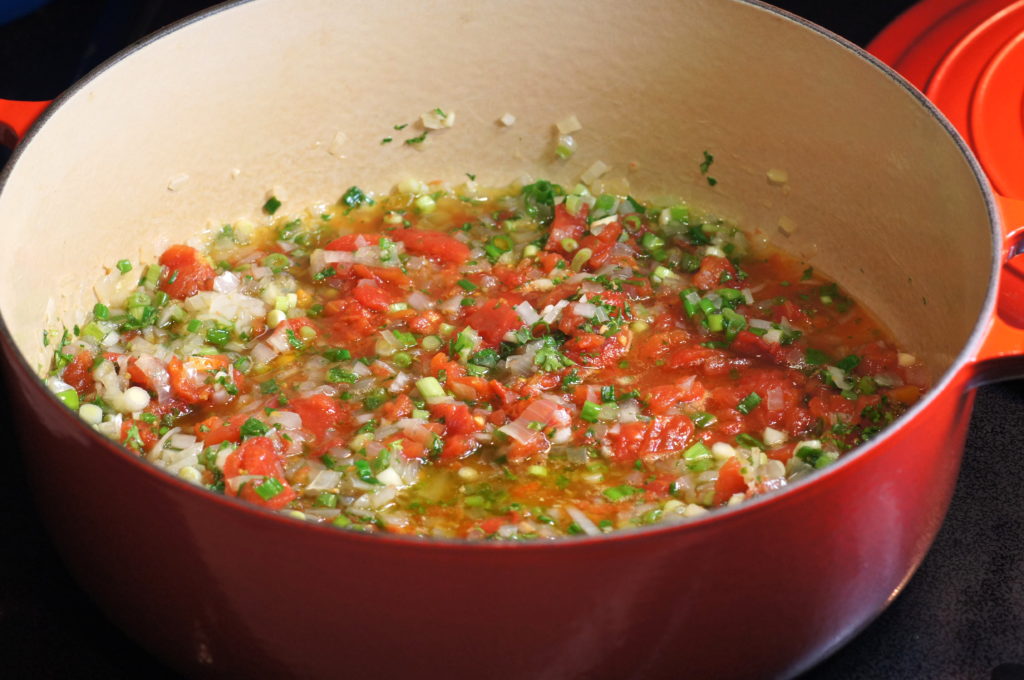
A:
[1, 1, 1023, 678]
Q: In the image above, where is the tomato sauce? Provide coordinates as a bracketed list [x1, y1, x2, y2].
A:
[45, 179, 927, 539]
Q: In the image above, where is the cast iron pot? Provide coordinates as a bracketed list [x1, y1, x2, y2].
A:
[1, 1, 1023, 678]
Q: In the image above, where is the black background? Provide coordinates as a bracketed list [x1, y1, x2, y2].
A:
[1, 1, 1023, 678]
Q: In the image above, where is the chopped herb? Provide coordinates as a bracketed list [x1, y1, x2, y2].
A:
[313, 266, 336, 282]
[240, 418, 269, 438]
[263, 196, 282, 215]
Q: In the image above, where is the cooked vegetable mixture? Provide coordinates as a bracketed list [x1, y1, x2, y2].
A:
[45, 178, 927, 539]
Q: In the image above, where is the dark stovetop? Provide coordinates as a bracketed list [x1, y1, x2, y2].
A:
[1, 1, 1023, 678]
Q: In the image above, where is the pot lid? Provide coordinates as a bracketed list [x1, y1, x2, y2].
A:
[869, 0, 1024, 199]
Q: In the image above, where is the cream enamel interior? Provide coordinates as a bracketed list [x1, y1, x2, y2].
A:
[0, 0, 992, 380]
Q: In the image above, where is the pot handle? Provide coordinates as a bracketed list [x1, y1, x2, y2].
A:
[0, 98, 50, 149]
[970, 193, 1024, 386]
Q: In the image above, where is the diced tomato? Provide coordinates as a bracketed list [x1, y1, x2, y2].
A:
[730, 330, 789, 365]
[766, 443, 796, 464]
[772, 299, 809, 326]
[391, 229, 470, 266]
[713, 457, 747, 506]
[855, 342, 899, 375]
[492, 261, 535, 288]
[441, 434, 480, 461]
[325, 233, 384, 251]
[352, 281, 395, 311]
[607, 415, 694, 462]
[166, 355, 230, 404]
[545, 203, 589, 255]
[480, 517, 504, 535]
[562, 331, 629, 368]
[666, 346, 749, 376]
[643, 474, 675, 501]
[289, 393, 349, 442]
[407, 310, 442, 335]
[223, 436, 296, 510]
[429, 402, 482, 436]
[381, 393, 414, 421]
[349, 263, 411, 290]
[537, 252, 567, 274]
[889, 385, 922, 406]
[383, 434, 427, 461]
[195, 413, 249, 446]
[324, 298, 385, 345]
[692, 255, 738, 291]
[637, 330, 690, 361]
[577, 220, 623, 269]
[506, 435, 550, 464]
[62, 350, 95, 395]
[465, 298, 523, 346]
[643, 381, 703, 415]
[158, 245, 216, 300]
[125, 357, 156, 392]
[120, 418, 159, 452]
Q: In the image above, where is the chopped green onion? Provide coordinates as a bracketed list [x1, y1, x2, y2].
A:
[116, 259, 132, 274]
[205, 327, 231, 346]
[457, 278, 478, 292]
[416, 376, 446, 402]
[391, 330, 417, 349]
[354, 459, 381, 485]
[414, 195, 436, 214]
[736, 392, 762, 414]
[560, 237, 579, 252]
[393, 352, 413, 368]
[254, 477, 285, 500]
[691, 412, 717, 428]
[651, 265, 675, 281]
[603, 484, 642, 502]
[683, 441, 713, 471]
[56, 388, 79, 410]
[314, 493, 338, 508]
[570, 247, 592, 272]
[580, 401, 601, 423]
[641, 232, 665, 252]
[421, 335, 442, 351]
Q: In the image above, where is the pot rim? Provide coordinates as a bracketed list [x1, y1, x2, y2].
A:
[0, 0, 1002, 552]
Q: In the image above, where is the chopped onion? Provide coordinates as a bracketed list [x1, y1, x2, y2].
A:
[213, 271, 240, 294]
[515, 301, 540, 325]
[539, 299, 569, 325]
[251, 342, 279, 365]
[269, 410, 302, 430]
[439, 295, 464, 314]
[565, 506, 602, 536]
[265, 325, 290, 352]
[407, 290, 432, 311]
[306, 469, 342, 492]
[825, 366, 852, 390]
[498, 420, 541, 444]
[573, 301, 598, 318]
[765, 385, 785, 411]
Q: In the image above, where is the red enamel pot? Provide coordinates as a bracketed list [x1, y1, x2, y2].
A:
[1, 1, 1023, 678]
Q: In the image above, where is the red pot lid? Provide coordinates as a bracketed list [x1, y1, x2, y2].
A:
[868, 0, 1024, 199]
